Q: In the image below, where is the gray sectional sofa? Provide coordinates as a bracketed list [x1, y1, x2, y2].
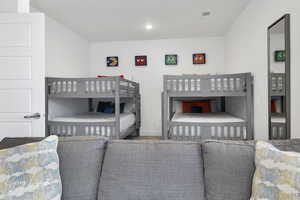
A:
[1, 137, 300, 200]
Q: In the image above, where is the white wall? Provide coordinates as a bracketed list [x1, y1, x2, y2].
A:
[31, 7, 90, 77]
[45, 16, 90, 77]
[0, 0, 29, 13]
[270, 34, 285, 73]
[225, 0, 300, 139]
[90, 37, 225, 136]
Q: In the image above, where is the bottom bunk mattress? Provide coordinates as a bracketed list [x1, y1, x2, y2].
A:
[172, 112, 245, 123]
[169, 112, 247, 140]
[271, 115, 286, 123]
[48, 112, 135, 138]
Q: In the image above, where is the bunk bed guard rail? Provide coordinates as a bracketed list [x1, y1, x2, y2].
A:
[169, 123, 248, 141]
[48, 122, 117, 137]
[164, 73, 251, 96]
[271, 123, 286, 140]
[271, 73, 285, 96]
[47, 77, 139, 98]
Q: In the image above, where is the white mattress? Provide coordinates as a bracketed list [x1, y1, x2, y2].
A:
[172, 112, 245, 123]
[50, 112, 135, 133]
[271, 115, 286, 123]
[170, 112, 246, 138]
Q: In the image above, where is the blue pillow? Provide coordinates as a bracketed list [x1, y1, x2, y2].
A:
[103, 107, 114, 113]
[191, 106, 203, 113]
[97, 102, 125, 113]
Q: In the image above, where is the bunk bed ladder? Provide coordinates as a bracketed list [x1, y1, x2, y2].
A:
[162, 92, 169, 140]
[246, 74, 254, 140]
[114, 77, 121, 139]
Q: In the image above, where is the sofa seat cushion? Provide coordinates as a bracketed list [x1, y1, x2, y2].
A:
[0, 136, 107, 200]
[203, 139, 300, 200]
[98, 140, 205, 200]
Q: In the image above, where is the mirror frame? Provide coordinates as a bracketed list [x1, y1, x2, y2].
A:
[268, 14, 291, 140]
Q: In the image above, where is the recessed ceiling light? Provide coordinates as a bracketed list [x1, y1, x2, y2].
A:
[145, 24, 153, 30]
[202, 11, 211, 17]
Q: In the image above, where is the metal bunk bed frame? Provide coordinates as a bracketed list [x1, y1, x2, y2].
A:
[46, 77, 141, 139]
[270, 73, 286, 139]
[162, 73, 254, 141]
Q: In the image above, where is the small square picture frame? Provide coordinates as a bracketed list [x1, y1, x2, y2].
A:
[193, 53, 206, 65]
[274, 50, 286, 62]
[135, 55, 147, 66]
[165, 54, 178, 65]
[106, 56, 119, 67]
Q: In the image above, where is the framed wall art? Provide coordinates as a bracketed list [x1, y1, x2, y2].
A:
[274, 50, 286, 62]
[135, 55, 147, 66]
[165, 54, 178, 65]
[193, 53, 206, 64]
[106, 56, 119, 67]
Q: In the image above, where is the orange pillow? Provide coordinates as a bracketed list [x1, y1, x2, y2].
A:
[182, 101, 211, 113]
[271, 100, 276, 113]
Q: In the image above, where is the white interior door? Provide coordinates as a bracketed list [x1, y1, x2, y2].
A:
[0, 13, 45, 140]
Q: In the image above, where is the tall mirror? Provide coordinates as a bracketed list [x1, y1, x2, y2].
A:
[268, 14, 291, 140]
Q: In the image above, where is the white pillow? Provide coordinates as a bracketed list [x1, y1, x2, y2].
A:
[0, 136, 62, 200]
[251, 141, 300, 200]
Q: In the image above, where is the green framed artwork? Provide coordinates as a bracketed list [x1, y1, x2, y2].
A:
[274, 50, 286, 62]
[165, 54, 178, 65]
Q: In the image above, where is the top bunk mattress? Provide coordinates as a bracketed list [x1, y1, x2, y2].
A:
[171, 112, 245, 123]
[50, 112, 135, 133]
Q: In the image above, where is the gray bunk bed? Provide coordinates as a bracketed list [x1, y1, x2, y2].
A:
[270, 73, 286, 139]
[162, 73, 253, 141]
[46, 77, 141, 139]
[271, 113, 286, 139]
[271, 73, 285, 96]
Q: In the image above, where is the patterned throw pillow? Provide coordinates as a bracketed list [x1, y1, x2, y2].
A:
[251, 141, 300, 200]
[0, 136, 62, 200]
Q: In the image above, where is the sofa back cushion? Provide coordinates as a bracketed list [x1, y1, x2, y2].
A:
[203, 139, 300, 200]
[0, 136, 107, 200]
[203, 140, 255, 200]
[98, 140, 205, 200]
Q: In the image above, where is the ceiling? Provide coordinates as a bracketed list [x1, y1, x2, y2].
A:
[31, 0, 250, 42]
